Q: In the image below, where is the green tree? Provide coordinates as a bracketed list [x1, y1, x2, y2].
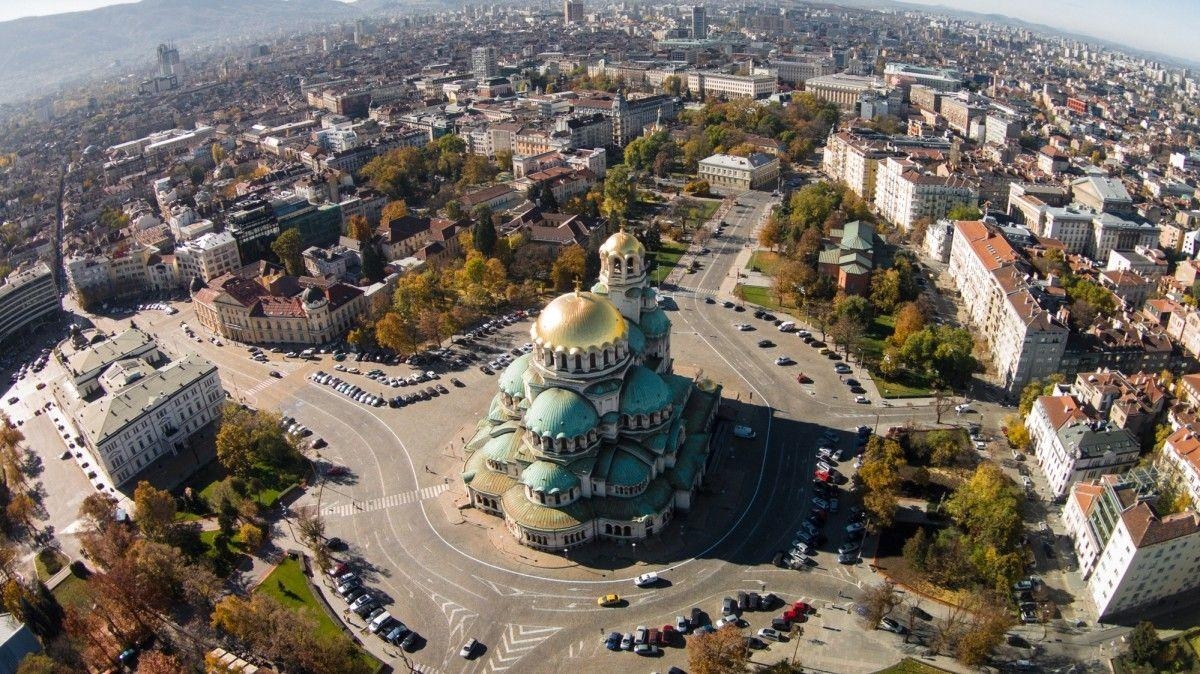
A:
[602, 165, 636, 225]
[1128, 621, 1160, 664]
[859, 437, 904, 528]
[662, 75, 683, 97]
[902, 527, 930, 570]
[360, 239, 385, 284]
[472, 205, 497, 256]
[870, 269, 902, 314]
[946, 204, 982, 220]
[551, 244, 587, 291]
[361, 147, 425, 198]
[270, 228, 304, 276]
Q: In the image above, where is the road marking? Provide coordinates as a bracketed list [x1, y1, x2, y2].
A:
[322, 483, 449, 516]
[482, 624, 561, 673]
[431, 592, 477, 640]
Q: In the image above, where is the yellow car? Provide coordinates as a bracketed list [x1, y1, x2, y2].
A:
[597, 594, 621, 607]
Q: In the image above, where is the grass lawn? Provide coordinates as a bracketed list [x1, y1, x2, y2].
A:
[689, 198, 721, 222]
[51, 571, 91, 611]
[649, 240, 689, 284]
[859, 314, 934, 398]
[873, 658, 955, 674]
[735, 284, 786, 312]
[34, 548, 69, 581]
[257, 557, 382, 670]
[746, 250, 782, 275]
[181, 458, 304, 515]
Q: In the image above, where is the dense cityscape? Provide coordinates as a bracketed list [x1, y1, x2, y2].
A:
[0, 0, 1197, 672]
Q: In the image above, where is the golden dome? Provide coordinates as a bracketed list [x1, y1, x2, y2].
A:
[600, 229, 645, 258]
[532, 291, 627, 351]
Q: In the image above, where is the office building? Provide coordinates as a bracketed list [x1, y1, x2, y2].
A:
[803, 73, 883, 111]
[698, 153, 780, 192]
[173, 232, 241, 285]
[691, 5, 707, 39]
[0, 262, 59, 344]
[1026, 395, 1141, 498]
[564, 0, 584, 24]
[55, 328, 222, 489]
[192, 274, 367, 347]
[685, 71, 776, 100]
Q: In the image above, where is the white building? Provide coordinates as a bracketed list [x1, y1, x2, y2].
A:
[685, 71, 776, 100]
[874, 157, 978, 231]
[1042, 206, 1095, 254]
[1064, 474, 1200, 619]
[1026, 395, 1141, 498]
[55, 328, 223, 488]
[946, 220, 1068, 394]
[883, 63, 962, 91]
[1158, 428, 1200, 507]
[698, 153, 780, 192]
[174, 231, 241, 284]
[803, 73, 883, 111]
[822, 131, 888, 202]
[0, 262, 59, 344]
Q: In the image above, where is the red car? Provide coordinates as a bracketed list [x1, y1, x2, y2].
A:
[659, 625, 676, 645]
[793, 601, 811, 614]
[327, 562, 350, 578]
[796, 372, 812, 384]
[814, 469, 831, 482]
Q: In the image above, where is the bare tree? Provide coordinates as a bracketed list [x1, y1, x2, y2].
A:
[858, 581, 902, 629]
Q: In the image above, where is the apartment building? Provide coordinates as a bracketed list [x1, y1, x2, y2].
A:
[822, 131, 887, 201]
[685, 71, 776, 100]
[698, 153, 780, 192]
[55, 328, 222, 488]
[1157, 428, 1200, 507]
[0, 262, 59, 344]
[874, 157, 978, 231]
[947, 220, 1068, 394]
[1064, 474, 1200, 619]
[1026, 395, 1141, 498]
[174, 232, 241, 285]
[1071, 370, 1165, 437]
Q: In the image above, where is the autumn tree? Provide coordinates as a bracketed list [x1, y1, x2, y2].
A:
[134, 651, 184, 674]
[955, 591, 1016, 666]
[472, 204, 497, 256]
[889, 302, 926, 347]
[270, 228, 304, 276]
[859, 436, 904, 529]
[239, 523, 264, 551]
[375, 311, 416, 354]
[551, 244, 588, 291]
[858, 581, 901, 629]
[132, 481, 176, 543]
[688, 624, 749, 674]
[601, 165, 636, 225]
[379, 200, 409, 229]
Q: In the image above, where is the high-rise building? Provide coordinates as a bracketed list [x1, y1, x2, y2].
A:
[691, 5, 707, 39]
[472, 46, 498, 81]
[156, 43, 179, 77]
[564, 0, 584, 25]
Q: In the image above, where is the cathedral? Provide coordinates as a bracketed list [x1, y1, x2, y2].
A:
[461, 229, 721, 551]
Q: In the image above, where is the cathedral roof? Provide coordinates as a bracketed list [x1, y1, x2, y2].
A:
[525, 388, 598, 439]
[532, 290, 627, 352]
[639, 306, 671, 338]
[600, 229, 645, 258]
[620, 366, 672, 416]
[499, 353, 530, 398]
[521, 460, 581, 494]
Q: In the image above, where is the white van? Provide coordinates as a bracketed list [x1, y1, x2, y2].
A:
[778, 321, 796, 333]
[369, 610, 393, 633]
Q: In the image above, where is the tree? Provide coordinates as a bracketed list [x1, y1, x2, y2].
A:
[859, 437, 904, 529]
[1003, 415, 1030, 451]
[1128, 621, 1161, 664]
[758, 216, 783, 251]
[602, 165, 636, 225]
[17, 654, 66, 674]
[890, 303, 926, 347]
[296, 511, 325, 549]
[460, 154, 497, 186]
[859, 581, 901, 629]
[361, 146, 425, 199]
[870, 269, 902, 314]
[662, 75, 683, 97]
[133, 651, 183, 674]
[270, 228, 304, 276]
[550, 244, 587, 291]
[946, 204, 982, 221]
[215, 406, 256, 477]
[346, 214, 372, 242]
[375, 311, 415, 354]
[472, 205, 497, 256]
[239, 523, 264, 550]
[132, 481, 176, 543]
[688, 624, 749, 674]
[211, 143, 226, 165]
[360, 239, 386, 284]
[902, 527, 929, 571]
[954, 591, 1015, 666]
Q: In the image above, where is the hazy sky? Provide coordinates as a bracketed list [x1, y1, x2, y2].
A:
[900, 0, 1200, 64]
[0, 0, 1196, 63]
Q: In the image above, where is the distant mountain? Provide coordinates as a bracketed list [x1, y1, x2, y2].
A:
[0, 0, 359, 105]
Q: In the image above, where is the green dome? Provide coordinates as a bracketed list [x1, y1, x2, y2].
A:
[481, 433, 514, 463]
[591, 281, 609, 295]
[525, 388, 598, 439]
[499, 353, 531, 398]
[520, 460, 581, 494]
[639, 307, 670, 338]
[642, 287, 656, 298]
[607, 450, 651, 487]
[620, 365, 672, 416]
[626, 322, 646, 354]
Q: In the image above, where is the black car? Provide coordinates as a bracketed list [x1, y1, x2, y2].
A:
[757, 339, 774, 348]
[705, 297, 715, 304]
[326, 537, 347, 551]
[734, 305, 745, 312]
[753, 310, 765, 319]
[845, 379, 860, 387]
[723, 301, 734, 308]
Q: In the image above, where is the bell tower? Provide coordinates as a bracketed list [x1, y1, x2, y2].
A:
[597, 227, 646, 324]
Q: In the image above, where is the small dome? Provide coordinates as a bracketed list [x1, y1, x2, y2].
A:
[532, 291, 627, 352]
[619, 365, 672, 416]
[600, 229, 645, 258]
[591, 281, 609, 295]
[480, 434, 514, 463]
[626, 322, 646, 355]
[638, 306, 671, 338]
[525, 388, 598, 439]
[520, 460, 580, 494]
[302, 286, 325, 305]
[499, 353, 531, 398]
[606, 450, 651, 488]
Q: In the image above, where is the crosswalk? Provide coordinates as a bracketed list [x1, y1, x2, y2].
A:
[242, 378, 277, 399]
[322, 483, 448, 516]
[482, 624, 562, 673]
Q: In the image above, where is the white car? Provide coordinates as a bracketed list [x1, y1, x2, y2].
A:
[633, 572, 659, 587]
[757, 627, 783, 641]
[774, 356, 795, 366]
[955, 403, 973, 414]
[733, 425, 756, 439]
[855, 395, 870, 404]
[734, 323, 752, 331]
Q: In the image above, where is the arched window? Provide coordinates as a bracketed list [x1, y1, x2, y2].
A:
[605, 523, 612, 534]
[573, 354, 582, 371]
[623, 526, 631, 537]
[589, 352, 597, 369]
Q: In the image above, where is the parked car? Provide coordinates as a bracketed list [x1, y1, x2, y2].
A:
[459, 638, 480, 659]
[733, 425, 756, 439]
[879, 617, 908, 635]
